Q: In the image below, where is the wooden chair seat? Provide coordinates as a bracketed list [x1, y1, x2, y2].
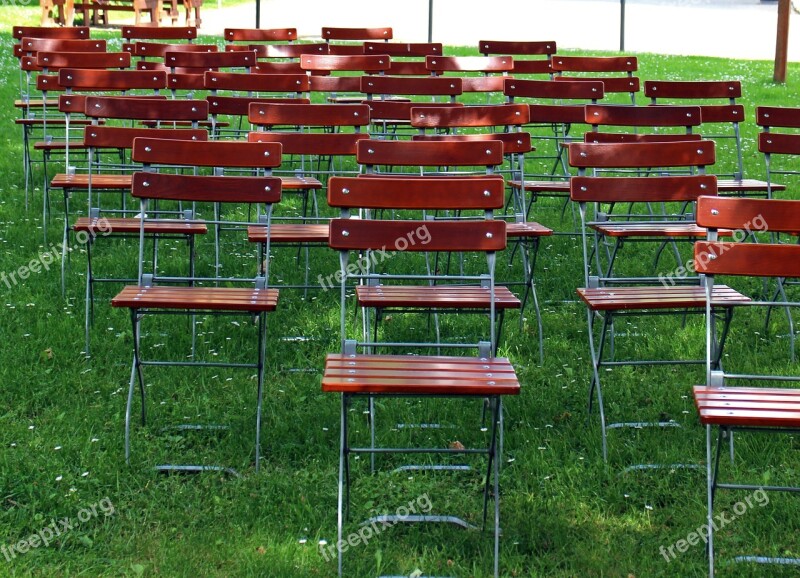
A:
[51, 173, 132, 190]
[716, 178, 785, 194]
[506, 221, 553, 238]
[280, 176, 323, 191]
[112, 285, 279, 312]
[590, 222, 729, 238]
[16, 118, 96, 126]
[693, 385, 800, 428]
[248, 223, 329, 244]
[74, 217, 208, 235]
[356, 285, 521, 309]
[322, 353, 520, 395]
[34, 141, 89, 151]
[140, 120, 227, 129]
[15, 99, 57, 108]
[577, 284, 749, 312]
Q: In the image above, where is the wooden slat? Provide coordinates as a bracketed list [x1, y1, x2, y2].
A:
[506, 222, 553, 237]
[74, 217, 207, 235]
[112, 285, 279, 312]
[590, 222, 715, 238]
[356, 285, 521, 309]
[248, 224, 329, 243]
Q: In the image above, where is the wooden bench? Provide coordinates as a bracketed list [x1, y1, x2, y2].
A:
[75, 0, 201, 27]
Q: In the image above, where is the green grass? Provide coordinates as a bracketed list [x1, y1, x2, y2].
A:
[2, 7, 800, 577]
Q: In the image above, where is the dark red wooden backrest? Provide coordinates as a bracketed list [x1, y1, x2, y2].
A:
[247, 132, 368, 155]
[131, 138, 282, 168]
[504, 78, 604, 100]
[84, 126, 208, 148]
[131, 172, 282, 204]
[224, 27, 297, 42]
[328, 219, 506, 252]
[36, 51, 131, 70]
[568, 140, 716, 169]
[204, 71, 309, 92]
[248, 102, 370, 127]
[327, 175, 505, 210]
[410, 103, 529, 128]
[356, 139, 504, 168]
[85, 96, 208, 121]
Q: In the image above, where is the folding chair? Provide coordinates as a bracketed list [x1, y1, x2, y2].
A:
[364, 41, 442, 77]
[408, 104, 552, 358]
[73, 96, 210, 355]
[552, 55, 639, 105]
[756, 105, 800, 200]
[111, 137, 282, 473]
[321, 26, 392, 55]
[301, 53, 391, 103]
[569, 140, 750, 461]
[755, 105, 800, 356]
[479, 40, 557, 77]
[352, 139, 522, 357]
[32, 51, 133, 231]
[49, 69, 169, 264]
[322, 173, 520, 578]
[585, 102, 781, 196]
[645, 81, 745, 181]
[359, 75, 462, 139]
[204, 71, 311, 139]
[246, 102, 370, 290]
[692, 195, 800, 576]
[15, 37, 108, 210]
[503, 78, 606, 226]
[426, 55, 514, 104]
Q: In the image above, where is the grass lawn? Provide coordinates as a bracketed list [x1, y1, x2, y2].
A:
[1, 5, 799, 576]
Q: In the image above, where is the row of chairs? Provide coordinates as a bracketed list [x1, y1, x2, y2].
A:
[10, 26, 800, 575]
[92, 133, 524, 576]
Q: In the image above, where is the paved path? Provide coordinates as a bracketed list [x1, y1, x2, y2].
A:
[194, 0, 800, 61]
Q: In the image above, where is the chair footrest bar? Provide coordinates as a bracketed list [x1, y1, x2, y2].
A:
[364, 514, 479, 531]
[350, 447, 488, 455]
[140, 361, 259, 369]
[716, 483, 800, 493]
[733, 556, 800, 566]
[392, 465, 471, 473]
[160, 424, 230, 432]
[153, 465, 242, 478]
[395, 423, 451, 429]
[620, 463, 702, 474]
[607, 421, 681, 429]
